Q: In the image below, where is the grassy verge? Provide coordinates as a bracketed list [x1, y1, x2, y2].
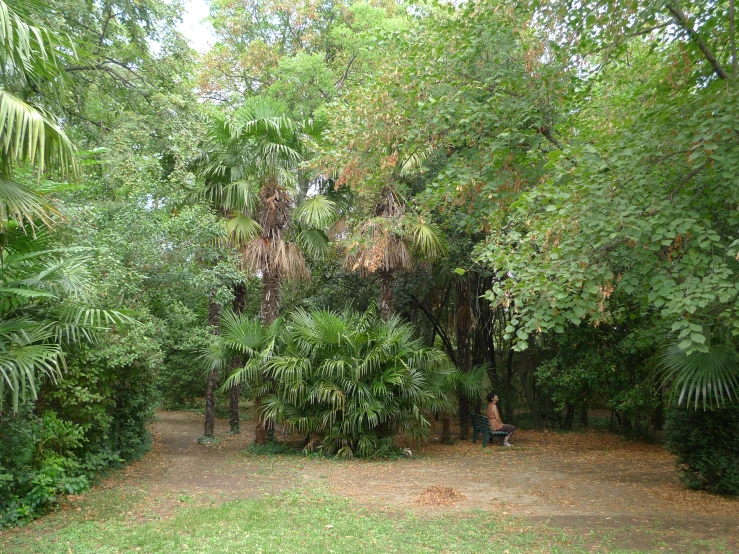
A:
[2, 486, 733, 554]
[0, 487, 622, 554]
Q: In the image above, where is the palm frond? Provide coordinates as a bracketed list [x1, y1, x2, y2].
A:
[658, 342, 739, 410]
[410, 223, 448, 260]
[275, 240, 310, 282]
[0, 90, 77, 181]
[295, 194, 337, 229]
[226, 212, 263, 246]
[296, 228, 330, 260]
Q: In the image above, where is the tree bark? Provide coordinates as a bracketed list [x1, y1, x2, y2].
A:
[260, 270, 281, 326]
[255, 271, 281, 445]
[563, 402, 575, 430]
[441, 416, 451, 444]
[378, 271, 394, 320]
[504, 348, 515, 423]
[204, 298, 221, 438]
[455, 278, 472, 440]
[229, 282, 247, 434]
[229, 382, 240, 434]
[519, 352, 542, 430]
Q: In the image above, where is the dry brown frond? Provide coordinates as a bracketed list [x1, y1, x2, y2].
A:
[276, 240, 310, 282]
[327, 218, 348, 241]
[386, 235, 413, 272]
[242, 237, 271, 273]
[375, 187, 405, 218]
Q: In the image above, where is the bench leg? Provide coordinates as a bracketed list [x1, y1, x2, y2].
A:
[498, 434, 505, 446]
[472, 428, 478, 444]
[482, 432, 489, 448]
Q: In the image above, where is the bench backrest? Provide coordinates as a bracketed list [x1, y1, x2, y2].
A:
[470, 413, 489, 430]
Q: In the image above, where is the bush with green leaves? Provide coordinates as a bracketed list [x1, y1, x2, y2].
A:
[154, 302, 214, 408]
[0, 407, 89, 525]
[44, 324, 161, 463]
[0, 325, 160, 525]
[248, 308, 462, 457]
[665, 404, 739, 496]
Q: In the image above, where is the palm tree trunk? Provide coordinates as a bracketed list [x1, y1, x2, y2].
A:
[229, 381, 240, 434]
[229, 282, 247, 434]
[204, 297, 221, 438]
[378, 271, 394, 321]
[255, 270, 280, 445]
[260, 270, 280, 325]
[519, 351, 542, 430]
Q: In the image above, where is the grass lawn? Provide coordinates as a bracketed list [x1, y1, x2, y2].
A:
[0, 487, 645, 554]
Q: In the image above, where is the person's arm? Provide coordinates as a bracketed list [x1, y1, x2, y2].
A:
[487, 404, 496, 428]
[493, 404, 504, 426]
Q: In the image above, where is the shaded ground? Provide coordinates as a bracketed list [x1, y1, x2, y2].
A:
[6, 411, 739, 553]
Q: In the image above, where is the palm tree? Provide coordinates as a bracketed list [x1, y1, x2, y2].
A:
[344, 186, 447, 320]
[258, 307, 457, 457]
[0, 224, 133, 412]
[195, 98, 338, 443]
[0, 2, 131, 413]
[0, 0, 77, 227]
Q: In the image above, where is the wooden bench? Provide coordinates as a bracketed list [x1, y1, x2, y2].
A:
[470, 414, 508, 447]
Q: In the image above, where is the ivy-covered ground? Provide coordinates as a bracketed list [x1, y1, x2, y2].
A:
[1, 412, 737, 554]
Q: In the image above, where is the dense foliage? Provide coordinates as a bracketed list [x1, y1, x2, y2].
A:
[261, 308, 459, 457]
[2, 0, 738, 524]
[666, 405, 739, 495]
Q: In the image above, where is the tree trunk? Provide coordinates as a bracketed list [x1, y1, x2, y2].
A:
[229, 381, 240, 434]
[260, 270, 281, 326]
[228, 282, 247, 435]
[563, 402, 575, 430]
[504, 348, 515, 423]
[204, 298, 221, 438]
[455, 278, 472, 440]
[441, 416, 451, 444]
[519, 352, 542, 430]
[254, 396, 267, 445]
[579, 403, 589, 428]
[378, 271, 394, 320]
[255, 271, 281, 445]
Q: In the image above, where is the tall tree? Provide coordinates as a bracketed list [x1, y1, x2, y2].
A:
[196, 98, 337, 442]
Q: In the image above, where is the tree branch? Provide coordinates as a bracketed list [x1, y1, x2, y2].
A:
[68, 111, 110, 130]
[665, 2, 731, 80]
[669, 160, 710, 200]
[334, 53, 357, 90]
[410, 294, 457, 365]
[538, 125, 563, 149]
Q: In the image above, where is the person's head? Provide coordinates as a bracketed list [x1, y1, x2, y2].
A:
[487, 392, 498, 403]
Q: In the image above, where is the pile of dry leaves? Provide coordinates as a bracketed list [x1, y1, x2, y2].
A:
[414, 486, 467, 506]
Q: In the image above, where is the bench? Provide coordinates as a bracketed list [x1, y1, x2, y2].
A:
[470, 413, 508, 447]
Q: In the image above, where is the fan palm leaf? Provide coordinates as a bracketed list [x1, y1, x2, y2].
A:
[657, 341, 739, 410]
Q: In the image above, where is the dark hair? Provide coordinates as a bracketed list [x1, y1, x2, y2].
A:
[487, 392, 497, 403]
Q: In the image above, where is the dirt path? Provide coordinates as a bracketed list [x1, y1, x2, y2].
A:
[64, 411, 739, 551]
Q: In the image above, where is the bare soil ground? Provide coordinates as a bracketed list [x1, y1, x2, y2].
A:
[36, 411, 739, 552]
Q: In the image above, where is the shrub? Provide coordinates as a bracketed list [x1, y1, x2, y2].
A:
[259, 308, 455, 457]
[665, 404, 739, 495]
[0, 408, 90, 525]
[44, 324, 161, 462]
[0, 324, 161, 525]
[154, 302, 213, 408]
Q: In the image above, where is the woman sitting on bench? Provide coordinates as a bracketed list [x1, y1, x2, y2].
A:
[487, 392, 516, 447]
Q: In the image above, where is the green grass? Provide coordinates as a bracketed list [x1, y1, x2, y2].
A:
[2, 486, 733, 554]
[0, 488, 624, 554]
